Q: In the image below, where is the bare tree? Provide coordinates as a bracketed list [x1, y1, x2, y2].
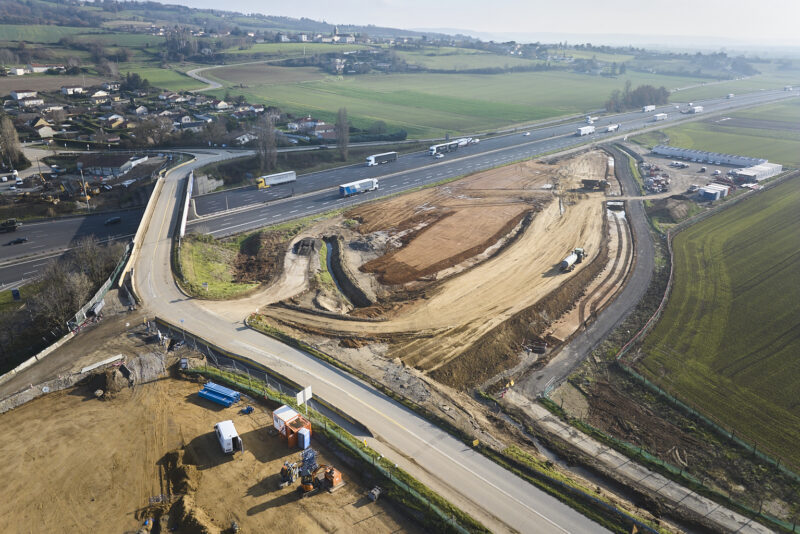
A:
[255, 114, 276, 173]
[336, 107, 349, 161]
[0, 115, 23, 168]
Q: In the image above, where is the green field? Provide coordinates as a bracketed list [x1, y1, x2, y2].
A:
[209, 69, 705, 137]
[671, 71, 800, 101]
[654, 99, 800, 167]
[0, 24, 103, 43]
[639, 176, 800, 467]
[127, 66, 204, 92]
[222, 42, 370, 56]
[396, 47, 542, 70]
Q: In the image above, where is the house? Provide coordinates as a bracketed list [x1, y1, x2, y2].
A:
[213, 100, 229, 111]
[90, 91, 109, 104]
[297, 34, 308, 42]
[134, 106, 148, 116]
[179, 121, 206, 132]
[43, 105, 65, 113]
[19, 97, 44, 108]
[235, 133, 257, 145]
[286, 122, 300, 131]
[29, 117, 50, 129]
[159, 91, 177, 100]
[36, 126, 55, 139]
[312, 123, 336, 139]
[10, 90, 37, 101]
[194, 114, 213, 123]
[60, 86, 84, 96]
[28, 63, 65, 73]
[102, 82, 120, 91]
[180, 115, 193, 124]
[9, 67, 26, 76]
[250, 104, 265, 113]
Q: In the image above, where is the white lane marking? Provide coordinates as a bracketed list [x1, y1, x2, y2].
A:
[232, 340, 569, 533]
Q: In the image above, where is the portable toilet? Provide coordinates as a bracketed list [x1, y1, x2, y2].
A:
[214, 420, 243, 454]
[298, 427, 311, 449]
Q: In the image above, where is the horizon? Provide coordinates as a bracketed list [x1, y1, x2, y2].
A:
[165, 0, 800, 49]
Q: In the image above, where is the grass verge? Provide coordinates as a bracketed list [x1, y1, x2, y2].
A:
[177, 234, 258, 299]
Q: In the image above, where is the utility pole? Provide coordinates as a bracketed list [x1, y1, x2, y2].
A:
[79, 169, 90, 211]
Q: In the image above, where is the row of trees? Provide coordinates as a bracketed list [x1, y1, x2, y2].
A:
[605, 82, 670, 113]
[0, 114, 25, 169]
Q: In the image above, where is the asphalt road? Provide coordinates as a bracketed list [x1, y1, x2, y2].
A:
[519, 145, 655, 397]
[136, 153, 611, 533]
[0, 210, 143, 290]
[189, 91, 794, 230]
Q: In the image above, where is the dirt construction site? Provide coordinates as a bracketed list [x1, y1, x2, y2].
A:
[253, 149, 633, 390]
[0, 350, 418, 534]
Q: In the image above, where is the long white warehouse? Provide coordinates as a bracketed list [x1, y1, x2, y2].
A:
[652, 145, 767, 167]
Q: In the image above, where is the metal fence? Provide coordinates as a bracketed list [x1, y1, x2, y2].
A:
[153, 319, 475, 534]
[68, 241, 132, 330]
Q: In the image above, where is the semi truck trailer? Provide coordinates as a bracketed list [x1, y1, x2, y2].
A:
[653, 113, 668, 121]
[365, 152, 398, 166]
[257, 171, 296, 188]
[642, 105, 656, 112]
[0, 219, 21, 233]
[577, 125, 596, 136]
[606, 124, 620, 133]
[339, 178, 378, 197]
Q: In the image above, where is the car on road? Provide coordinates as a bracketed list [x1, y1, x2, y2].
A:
[434, 153, 444, 159]
[8, 237, 28, 245]
[104, 216, 122, 225]
[523, 132, 530, 136]
[8, 185, 16, 190]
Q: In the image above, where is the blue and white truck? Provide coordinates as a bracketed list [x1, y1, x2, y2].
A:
[339, 178, 378, 197]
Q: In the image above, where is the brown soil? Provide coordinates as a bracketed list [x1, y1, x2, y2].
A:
[644, 197, 692, 224]
[233, 230, 292, 285]
[0, 377, 420, 534]
[256, 150, 616, 387]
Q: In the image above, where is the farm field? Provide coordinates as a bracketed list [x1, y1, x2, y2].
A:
[670, 70, 800, 101]
[0, 375, 418, 533]
[222, 42, 370, 56]
[654, 98, 800, 167]
[0, 24, 103, 43]
[206, 64, 327, 86]
[638, 176, 800, 468]
[0, 73, 106, 94]
[396, 48, 542, 70]
[209, 69, 707, 137]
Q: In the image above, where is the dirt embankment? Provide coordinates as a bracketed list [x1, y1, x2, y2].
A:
[326, 236, 373, 307]
[233, 230, 293, 285]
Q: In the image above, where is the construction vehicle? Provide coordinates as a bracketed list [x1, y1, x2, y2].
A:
[279, 461, 299, 488]
[560, 248, 586, 272]
[296, 448, 345, 496]
[0, 219, 21, 233]
[581, 179, 609, 190]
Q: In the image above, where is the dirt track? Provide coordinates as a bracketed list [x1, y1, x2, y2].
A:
[0, 377, 418, 534]
[258, 151, 614, 373]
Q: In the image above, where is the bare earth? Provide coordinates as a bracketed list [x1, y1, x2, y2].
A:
[0, 377, 418, 534]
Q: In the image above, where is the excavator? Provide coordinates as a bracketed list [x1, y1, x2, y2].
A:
[278, 448, 345, 496]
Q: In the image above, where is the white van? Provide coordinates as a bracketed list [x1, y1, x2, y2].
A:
[214, 420, 243, 454]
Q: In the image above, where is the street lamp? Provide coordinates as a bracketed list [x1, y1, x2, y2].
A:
[180, 318, 185, 340]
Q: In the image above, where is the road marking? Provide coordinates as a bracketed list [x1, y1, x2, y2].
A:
[289, 209, 298, 214]
[232, 340, 570, 532]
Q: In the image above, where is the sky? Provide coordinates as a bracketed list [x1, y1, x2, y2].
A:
[169, 0, 800, 47]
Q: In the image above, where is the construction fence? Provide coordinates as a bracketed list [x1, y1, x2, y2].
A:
[153, 319, 481, 534]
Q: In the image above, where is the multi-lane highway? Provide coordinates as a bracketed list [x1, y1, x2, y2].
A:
[189, 88, 797, 236]
[0, 210, 143, 290]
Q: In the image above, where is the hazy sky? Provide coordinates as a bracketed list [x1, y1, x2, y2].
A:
[170, 0, 800, 45]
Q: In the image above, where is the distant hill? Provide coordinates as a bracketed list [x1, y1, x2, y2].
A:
[0, 0, 463, 41]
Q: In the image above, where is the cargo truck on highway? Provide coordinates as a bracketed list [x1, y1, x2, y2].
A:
[642, 105, 656, 112]
[691, 106, 704, 113]
[365, 152, 398, 166]
[0, 219, 21, 233]
[256, 171, 296, 189]
[339, 178, 378, 197]
[653, 113, 668, 121]
[576, 125, 596, 136]
[606, 124, 620, 133]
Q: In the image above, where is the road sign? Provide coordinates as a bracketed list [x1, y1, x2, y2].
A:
[296, 385, 312, 407]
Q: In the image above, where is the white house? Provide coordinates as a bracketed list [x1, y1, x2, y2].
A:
[19, 97, 44, 108]
[214, 100, 229, 110]
[28, 63, 65, 73]
[235, 133, 257, 145]
[61, 86, 84, 96]
[134, 106, 149, 116]
[10, 90, 37, 101]
[9, 67, 26, 76]
[102, 82, 120, 91]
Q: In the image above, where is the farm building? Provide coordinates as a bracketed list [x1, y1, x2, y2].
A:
[77, 154, 148, 177]
[652, 145, 765, 167]
[700, 184, 730, 201]
[732, 163, 783, 182]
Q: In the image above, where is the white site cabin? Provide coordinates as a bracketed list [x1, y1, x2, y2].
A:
[214, 420, 243, 454]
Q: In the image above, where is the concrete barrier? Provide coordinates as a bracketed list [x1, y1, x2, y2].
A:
[0, 332, 75, 386]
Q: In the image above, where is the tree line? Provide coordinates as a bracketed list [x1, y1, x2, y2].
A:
[605, 82, 670, 112]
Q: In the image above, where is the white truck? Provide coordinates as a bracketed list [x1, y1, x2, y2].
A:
[606, 124, 620, 133]
[653, 113, 668, 121]
[576, 125, 596, 136]
[365, 152, 398, 166]
[691, 106, 704, 114]
[214, 420, 243, 454]
[256, 171, 296, 189]
[642, 105, 656, 112]
[339, 178, 378, 197]
[727, 93, 735, 98]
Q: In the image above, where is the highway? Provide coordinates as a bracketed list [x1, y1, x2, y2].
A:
[189, 88, 798, 235]
[135, 152, 611, 533]
[0, 210, 143, 290]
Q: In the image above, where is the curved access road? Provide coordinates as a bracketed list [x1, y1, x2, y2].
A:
[520, 144, 654, 397]
[133, 152, 609, 533]
[185, 65, 223, 92]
